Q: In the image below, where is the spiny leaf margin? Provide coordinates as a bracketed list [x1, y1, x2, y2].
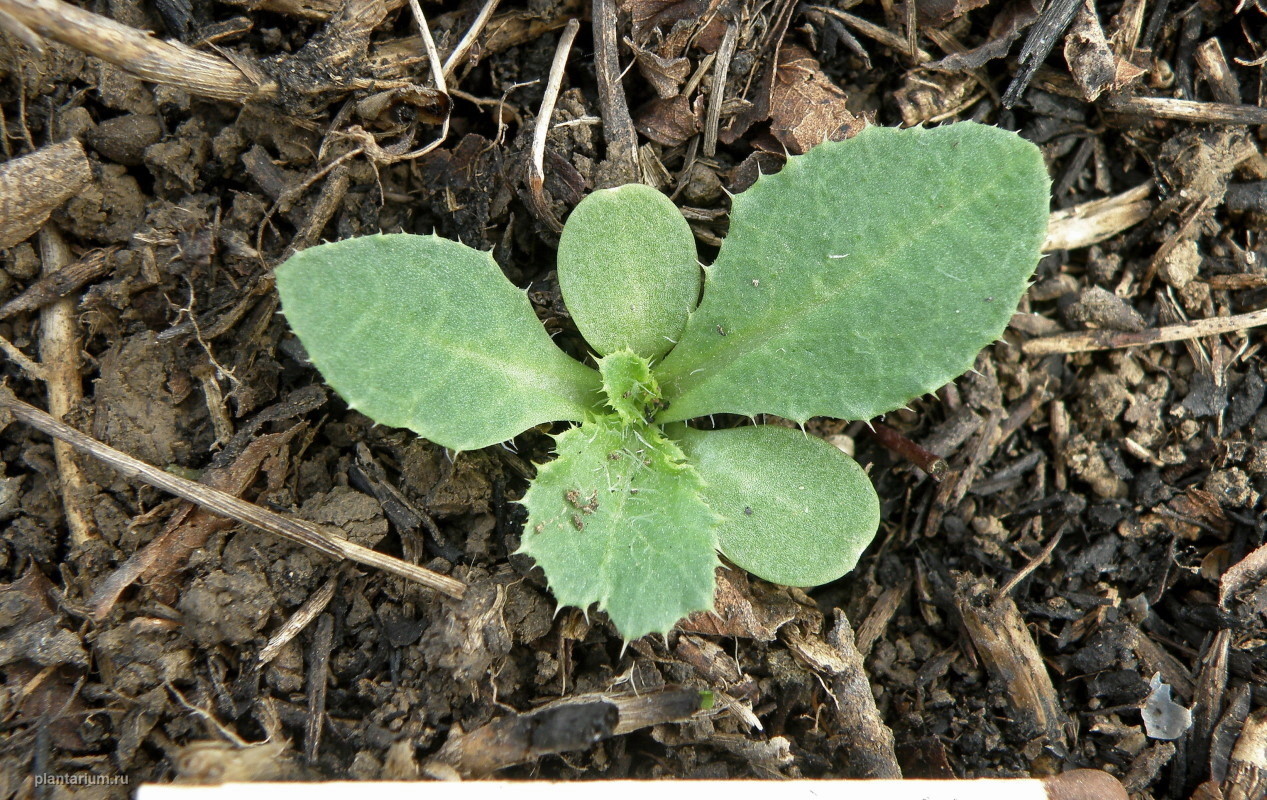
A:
[518, 417, 720, 640]
[276, 233, 601, 451]
[655, 123, 1050, 424]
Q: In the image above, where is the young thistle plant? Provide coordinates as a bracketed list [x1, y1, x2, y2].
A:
[276, 123, 1051, 640]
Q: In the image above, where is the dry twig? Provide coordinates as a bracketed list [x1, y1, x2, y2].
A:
[258, 575, 340, 665]
[441, 0, 501, 84]
[0, 387, 467, 599]
[0, 0, 272, 103]
[1043, 181, 1153, 252]
[0, 334, 44, 380]
[0, 246, 116, 321]
[868, 422, 947, 480]
[37, 226, 94, 546]
[703, 20, 738, 159]
[593, 0, 639, 185]
[320, 0, 451, 168]
[527, 18, 581, 233]
[1023, 307, 1267, 356]
[807, 4, 931, 62]
[1102, 95, 1267, 125]
[993, 518, 1067, 601]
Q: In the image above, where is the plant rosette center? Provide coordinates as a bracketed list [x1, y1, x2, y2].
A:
[274, 122, 1051, 640]
[598, 349, 663, 423]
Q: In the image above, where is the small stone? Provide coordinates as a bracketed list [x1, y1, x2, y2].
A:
[89, 114, 163, 167]
[1246, 446, 1267, 475]
[681, 162, 724, 205]
[1158, 239, 1201, 288]
[1064, 286, 1147, 332]
[1203, 468, 1259, 508]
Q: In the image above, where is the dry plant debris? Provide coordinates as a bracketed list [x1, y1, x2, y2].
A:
[0, 0, 1264, 795]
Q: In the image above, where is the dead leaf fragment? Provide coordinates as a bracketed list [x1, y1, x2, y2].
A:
[634, 94, 703, 146]
[916, 0, 991, 26]
[769, 45, 865, 154]
[928, 0, 1041, 70]
[679, 569, 809, 640]
[628, 38, 691, 98]
[1064, 0, 1142, 101]
[619, 0, 719, 39]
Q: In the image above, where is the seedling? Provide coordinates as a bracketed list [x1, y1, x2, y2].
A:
[275, 123, 1050, 640]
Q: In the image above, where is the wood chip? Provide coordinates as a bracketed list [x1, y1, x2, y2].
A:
[1102, 95, 1267, 125]
[0, 139, 91, 249]
[954, 574, 1070, 745]
[1044, 180, 1153, 251]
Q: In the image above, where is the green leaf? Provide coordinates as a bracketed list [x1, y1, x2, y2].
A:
[276, 233, 601, 451]
[519, 418, 720, 640]
[598, 349, 661, 425]
[655, 123, 1050, 424]
[673, 425, 879, 587]
[557, 184, 701, 361]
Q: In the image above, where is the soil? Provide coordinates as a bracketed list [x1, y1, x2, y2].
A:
[1, 0, 1266, 797]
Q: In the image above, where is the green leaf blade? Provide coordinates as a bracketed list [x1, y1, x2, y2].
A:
[276, 233, 601, 451]
[674, 425, 879, 587]
[519, 419, 720, 640]
[558, 185, 701, 360]
[656, 123, 1050, 424]
[598, 349, 661, 425]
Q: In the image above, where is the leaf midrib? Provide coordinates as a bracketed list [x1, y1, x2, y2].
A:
[659, 165, 1017, 418]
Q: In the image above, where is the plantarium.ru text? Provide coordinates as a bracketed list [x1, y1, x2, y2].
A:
[275, 122, 1051, 640]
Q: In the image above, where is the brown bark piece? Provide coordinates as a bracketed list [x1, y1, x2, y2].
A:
[1195, 38, 1241, 105]
[954, 573, 1070, 746]
[1190, 630, 1232, 782]
[0, 245, 115, 320]
[593, 0, 639, 186]
[0, 139, 91, 249]
[1064, 0, 1145, 101]
[782, 612, 903, 778]
[768, 44, 865, 154]
[1064, 0, 1118, 101]
[1223, 709, 1267, 800]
